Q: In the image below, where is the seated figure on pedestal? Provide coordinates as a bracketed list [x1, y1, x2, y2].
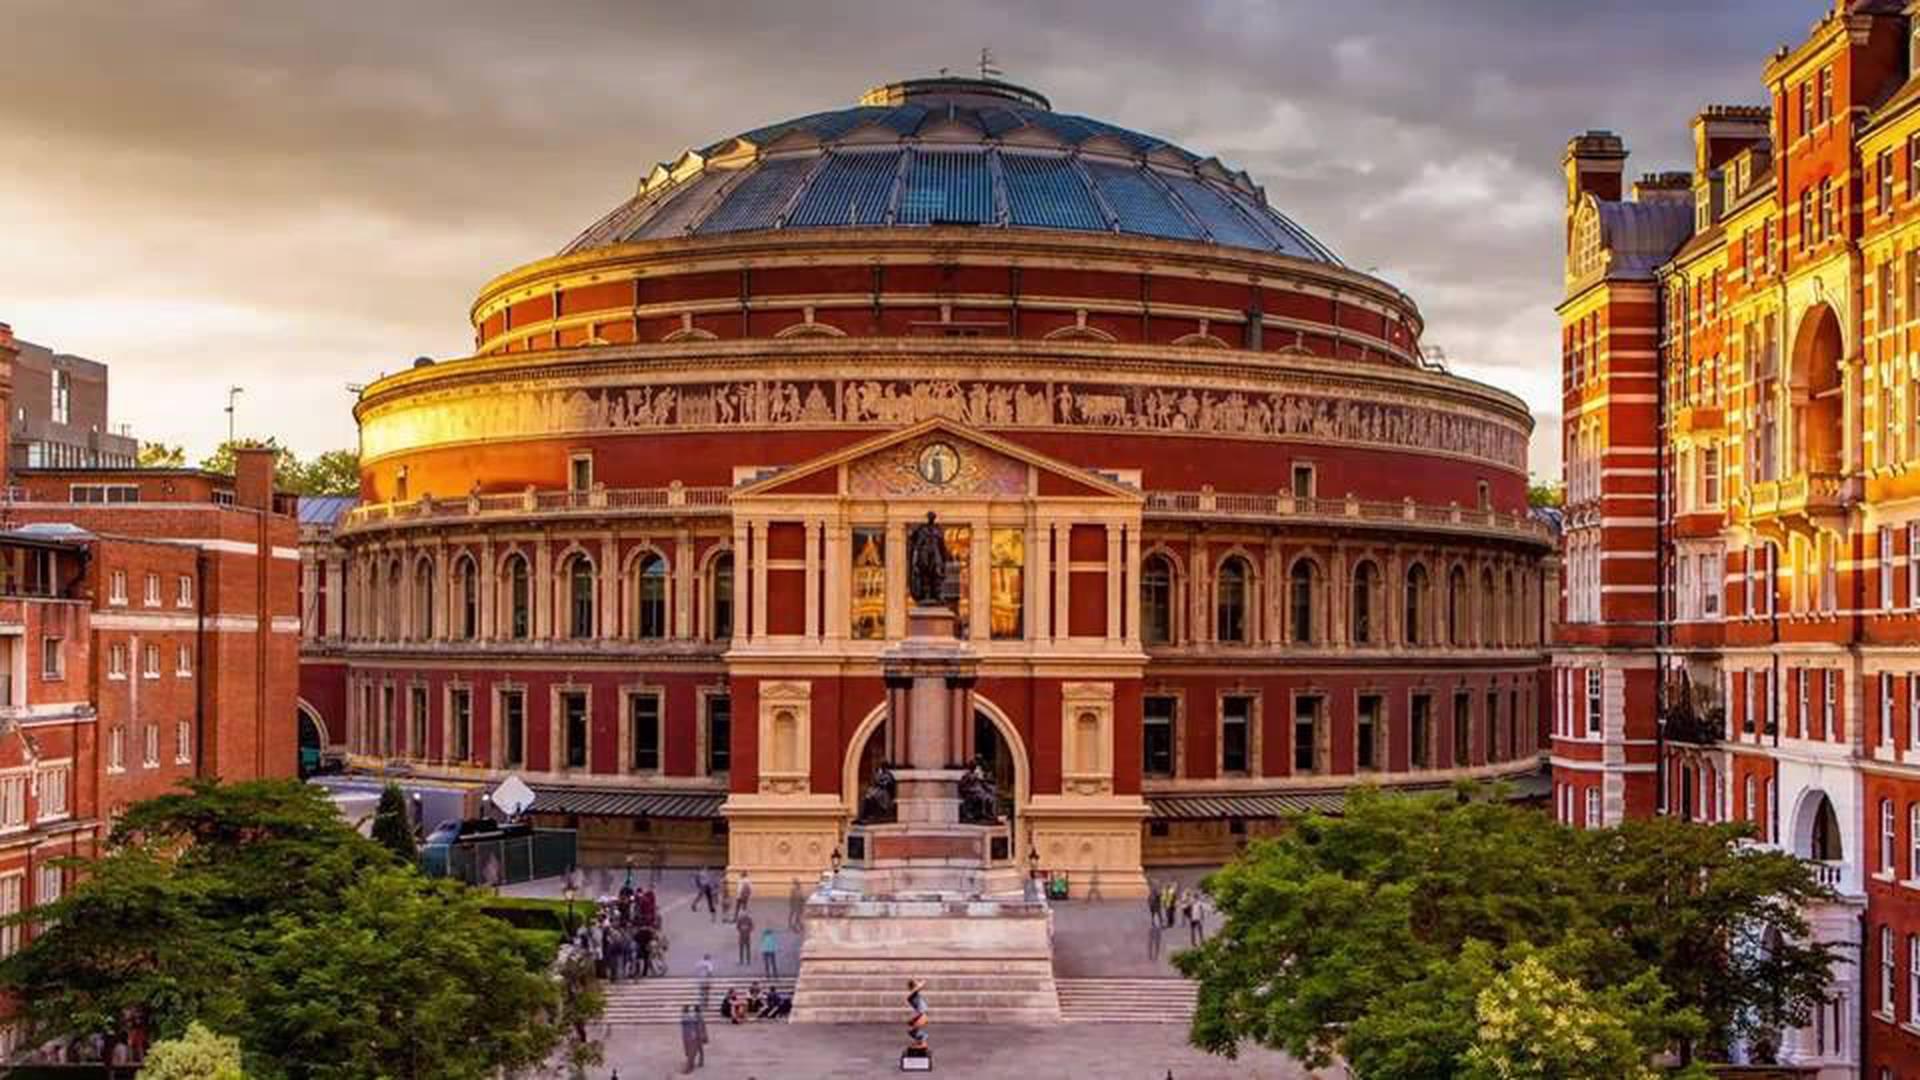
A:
[858, 765, 897, 824]
[957, 759, 999, 825]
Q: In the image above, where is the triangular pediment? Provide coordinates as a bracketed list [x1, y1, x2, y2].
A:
[734, 418, 1140, 503]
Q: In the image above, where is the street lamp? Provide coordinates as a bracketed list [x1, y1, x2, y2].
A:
[224, 386, 244, 445]
[830, 846, 842, 874]
[1027, 845, 1040, 877]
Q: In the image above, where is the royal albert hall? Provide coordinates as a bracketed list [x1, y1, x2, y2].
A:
[316, 76, 1556, 892]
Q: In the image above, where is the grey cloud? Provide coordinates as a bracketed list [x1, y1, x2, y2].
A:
[0, 0, 1814, 470]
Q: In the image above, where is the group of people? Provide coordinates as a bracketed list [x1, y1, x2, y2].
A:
[720, 982, 793, 1023]
[574, 876, 666, 981]
[1145, 880, 1211, 959]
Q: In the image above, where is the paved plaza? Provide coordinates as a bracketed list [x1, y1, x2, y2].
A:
[508, 865, 1305, 1077]
[595, 1020, 1317, 1079]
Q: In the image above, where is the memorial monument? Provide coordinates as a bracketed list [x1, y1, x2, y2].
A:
[791, 513, 1062, 1024]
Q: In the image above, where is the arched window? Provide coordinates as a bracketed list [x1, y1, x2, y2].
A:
[1142, 554, 1175, 645]
[635, 554, 668, 639]
[455, 555, 477, 640]
[1216, 557, 1250, 643]
[1479, 568, 1495, 645]
[1447, 566, 1469, 646]
[385, 559, 403, 641]
[1404, 563, 1430, 646]
[1351, 560, 1379, 645]
[414, 559, 435, 640]
[504, 554, 530, 640]
[566, 555, 596, 639]
[1289, 559, 1319, 645]
[709, 552, 733, 641]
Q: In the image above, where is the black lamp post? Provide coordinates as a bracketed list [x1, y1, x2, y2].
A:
[829, 846, 842, 874]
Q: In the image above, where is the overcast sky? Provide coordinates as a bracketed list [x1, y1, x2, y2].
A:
[0, 0, 1823, 474]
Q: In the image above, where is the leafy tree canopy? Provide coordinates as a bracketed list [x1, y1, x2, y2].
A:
[371, 782, 417, 864]
[1526, 475, 1565, 508]
[139, 1021, 247, 1080]
[0, 779, 590, 1078]
[138, 442, 187, 468]
[1177, 788, 1836, 1075]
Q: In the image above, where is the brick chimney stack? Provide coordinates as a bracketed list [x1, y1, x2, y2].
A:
[233, 444, 276, 512]
[1563, 131, 1629, 207]
[0, 324, 16, 484]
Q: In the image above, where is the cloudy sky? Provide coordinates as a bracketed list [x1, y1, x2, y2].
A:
[0, 0, 1822, 474]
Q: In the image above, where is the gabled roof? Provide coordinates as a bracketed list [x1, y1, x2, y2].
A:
[732, 417, 1142, 502]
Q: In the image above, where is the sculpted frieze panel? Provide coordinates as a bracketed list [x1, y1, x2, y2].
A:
[363, 373, 1527, 470]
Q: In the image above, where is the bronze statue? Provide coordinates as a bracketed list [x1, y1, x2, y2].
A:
[958, 758, 999, 824]
[859, 764, 897, 823]
[907, 511, 949, 605]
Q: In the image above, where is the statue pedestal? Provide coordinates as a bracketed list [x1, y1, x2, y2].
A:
[793, 602, 1059, 1024]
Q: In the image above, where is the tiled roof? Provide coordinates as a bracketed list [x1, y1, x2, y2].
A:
[561, 82, 1340, 265]
[297, 494, 360, 527]
[529, 785, 725, 819]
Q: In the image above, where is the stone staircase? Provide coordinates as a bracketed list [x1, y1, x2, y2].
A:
[598, 974, 1196, 1025]
[601, 976, 795, 1025]
[1056, 977, 1198, 1024]
[791, 956, 1061, 1024]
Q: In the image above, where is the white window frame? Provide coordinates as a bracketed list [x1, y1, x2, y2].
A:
[1824, 670, 1837, 740]
[1883, 925, 1898, 1020]
[1884, 527, 1897, 611]
[107, 725, 125, 773]
[143, 722, 160, 767]
[40, 637, 61, 681]
[1884, 799, 1898, 876]
[1909, 802, 1920, 882]
[0, 773, 25, 832]
[175, 719, 192, 764]
[1885, 672, 1896, 749]
[1909, 933, 1920, 1022]
[33, 762, 68, 822]
[107, 642, 126, 679]
[1586, 669, 1602, 736]
[0, 873, 21, 958]
[176, 574, 194, 608]
[143, 642, 160, 680]
[143, 572, 161, 607]
[108, 570, 127, 606]
[1585, 787, 1601, 830]
[176, 643, 192, 676]
[34, 864, 59, 909]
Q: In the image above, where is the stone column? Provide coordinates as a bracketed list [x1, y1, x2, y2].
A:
[1053, 524, 1069, 642]
[479, 538, 496, 640]
[751, 521, 770, 640]
[1123, 524, 1141, 644]
[1105, 522, 1121, 642]
[885, 520, 907, 638]
[300, 557, 319, 639]
[732, 520, 751, 643]
[805, 520, 823, 640]
[674, 526, 694, 639]
[1190, 538, 1209, 644]
[324, 555, 345, 639]
[885, 674, 913, 765]
[969, 516, 991, 642]
[534, 539, 553, 639]
[824, 522, 848, 640]
[1029, 518, 1050, 641]
[601, 534, 618, 639]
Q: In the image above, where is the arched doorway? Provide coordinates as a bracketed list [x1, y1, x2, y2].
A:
[843, 696, 1029, 849]
[1789, 304, 1845, 475]
[297, 704, 327, 778]
[1792, 789, 1844, 863]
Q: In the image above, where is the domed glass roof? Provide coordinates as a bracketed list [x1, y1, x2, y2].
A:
[561, 77, 1340, 264]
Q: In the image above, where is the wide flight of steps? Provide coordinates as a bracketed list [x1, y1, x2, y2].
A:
[601, 976, 795, 1025]
[599, 975, 1198, 1024]
[791, 956, 1061, 1023]
[1055, 977, 1199, 1024]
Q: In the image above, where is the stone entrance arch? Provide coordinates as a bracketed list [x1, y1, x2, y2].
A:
[1789, 787, 1844, 863]
[1788, 303, 1846, 475]
[842, 693, 1031, 854]
[296, 699, 329, 778]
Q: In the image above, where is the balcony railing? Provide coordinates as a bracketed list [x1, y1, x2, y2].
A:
[1742, 471, 1850, 520]
[1806, 859, 1844, 890]
[341, 483, 1551, 544]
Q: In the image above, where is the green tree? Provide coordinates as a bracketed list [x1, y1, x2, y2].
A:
[200, 438, 298, 481]
[140, 1021, 247, 1080]
[1456, 951, 1703, 1080]
[1527, 475, 1564, 508]
[139, 442, 187, 468]
[252, 869, 566, 1080]
[290, 448, 360, 495]
[0, 780, 594, 1074]
[371, 783, 417, 864]
[1176, 788, 1834, 1073]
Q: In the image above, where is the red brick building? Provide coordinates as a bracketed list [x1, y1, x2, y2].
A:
[307, 75, 1556, 888]
[1555, 2, 1920, 1074]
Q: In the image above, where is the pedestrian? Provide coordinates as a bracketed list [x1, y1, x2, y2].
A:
[640, 885, 658, 929]
[1147, 909, 1163, 960]
[736, 910, 755, 966]
[693, 866, 718, 921]
[694, 1002, 709, 1066]
[734, 871, 754, 922]
[1148, 878, 1163, 926]
[1182, 891, 1199, 945]
[637, 922, 656, 978]
[1161, 881, 1178, 928]
[679, 1005, 701, 1073]
[788, 878, 805, 931]
[760, 925, 779, 978]
[650, 842, 666, 886]
[1191, 896, 1209, 945]
[696, 953, 714, 1011]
